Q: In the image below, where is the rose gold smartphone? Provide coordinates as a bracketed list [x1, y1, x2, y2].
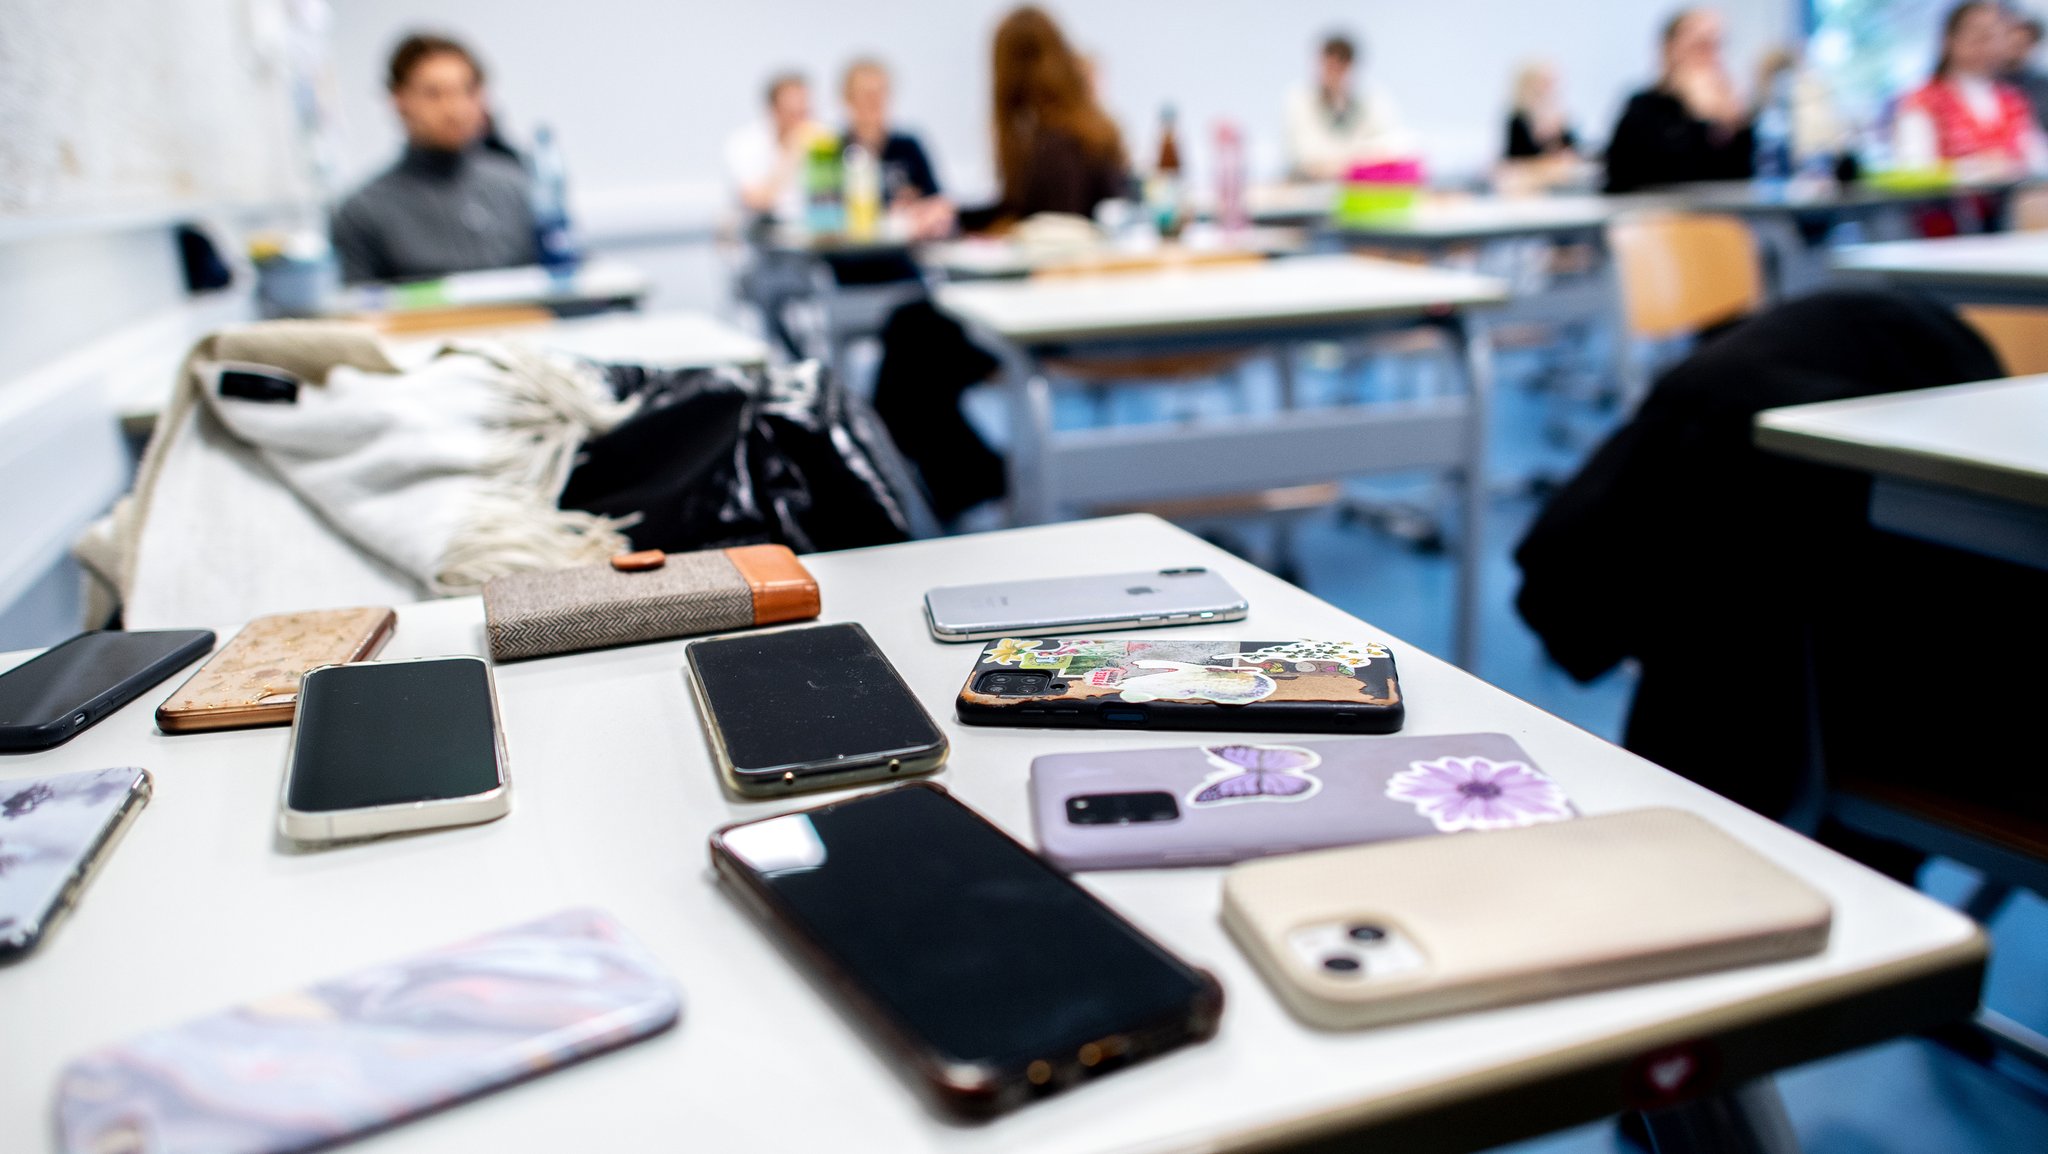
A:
[1223, 808, 1832, 1030]
[155, 607, 396, 734]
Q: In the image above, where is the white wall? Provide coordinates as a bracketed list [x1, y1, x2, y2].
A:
[325, 0, 1797, 227]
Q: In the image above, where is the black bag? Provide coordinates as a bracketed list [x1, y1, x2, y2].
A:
[559, 361, 938, 554]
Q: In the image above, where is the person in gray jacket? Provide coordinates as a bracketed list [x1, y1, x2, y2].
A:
[331, 34, 537, 284]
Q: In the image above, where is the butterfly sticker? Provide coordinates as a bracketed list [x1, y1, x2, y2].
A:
[1187, 744, 1323, 807]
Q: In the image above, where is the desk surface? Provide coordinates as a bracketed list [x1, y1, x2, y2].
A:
[924, 226, 1306, 281]
[935, 254, 1507, 345]
[505, 309, 769, 369]
[1756, 375, 2048, 507]
[330, 259, 653, 315]
[1331, 195, 1620, 243]
[1832, 231, 2048, 286]
[0, 515, 1984, 1154]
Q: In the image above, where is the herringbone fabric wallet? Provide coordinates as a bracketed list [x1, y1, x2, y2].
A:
[483, 545, 820, 661]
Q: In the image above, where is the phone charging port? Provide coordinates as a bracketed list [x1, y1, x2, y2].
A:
[1101, 707, 1148, 725]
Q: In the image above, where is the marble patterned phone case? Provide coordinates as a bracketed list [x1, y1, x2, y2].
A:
[0, 767, 150, 959]
[55, 908, 680, 1154]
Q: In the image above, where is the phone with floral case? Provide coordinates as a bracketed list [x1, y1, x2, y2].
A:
[1031, 733, 1573, 871]
[957, 637, 1403, 733]
[55, 908, 679, 1154]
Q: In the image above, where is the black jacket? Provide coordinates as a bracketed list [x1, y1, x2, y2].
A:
[1515, 288, 2043, 819]
[1603, 88, 1755, 193]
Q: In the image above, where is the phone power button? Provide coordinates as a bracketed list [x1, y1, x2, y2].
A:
[72, 712, 89, 727]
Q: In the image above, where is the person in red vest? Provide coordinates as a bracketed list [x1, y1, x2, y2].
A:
[1895, 1, 2048, 180]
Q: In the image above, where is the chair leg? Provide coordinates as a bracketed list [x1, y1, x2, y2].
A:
[1961, 878, 2015, 925]
[1638, 1078, 1802, 1154]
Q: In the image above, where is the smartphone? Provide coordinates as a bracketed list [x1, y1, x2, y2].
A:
[279, 656, 509, 843]
[55, 908, 679, 1154]
[684, 622, 947, 798]
[0, 767, 151, 962]
[156, 607, 396, 733]
[1031, 732, 1574, 871]
[1222, 808, 1833, 1030]
[711, 783, 1222, 1117]
[0, 630, 215, 752]
[957, 637, 1403, 733]
[923, 567, 1249, 642]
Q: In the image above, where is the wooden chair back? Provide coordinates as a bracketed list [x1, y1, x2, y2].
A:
[1606, 212, 1765, 341]
[1959, 305, 2048, 376]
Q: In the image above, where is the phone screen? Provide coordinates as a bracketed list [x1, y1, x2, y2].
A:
[688, 624, 942, 776]
[719, 785, 1211, 1070]
[287, 659, 501, 812]
[0, 631, 211, 729]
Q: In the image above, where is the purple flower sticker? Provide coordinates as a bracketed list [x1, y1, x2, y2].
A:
[1386, 757, 1572, 832]
[1188, 744, 1323, 806]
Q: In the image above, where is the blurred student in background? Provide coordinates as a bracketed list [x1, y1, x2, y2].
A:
[1498, 61, 1584, 192]
[1895, 2, 2047, 179]
[1284, 32, 1409, 180]
[1604, 9, 1782, 193]
[2005, 13, 2048, 131]
[874, 5, 1127, 520]
[841, 58, 954, 239]
[726, 71, 822, 224]
[331, 34, 537, 284]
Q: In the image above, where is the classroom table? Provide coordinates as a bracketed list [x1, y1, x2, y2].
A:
[1326, 195, 1621, 249]
[325, 258, 653, 321]
[1755, 375, 2048, 570]
[0, 515, 1985, 1154]
[923, 226, 1308, 282]
[935, 254, 1505, 668]
[1830, 231, 2048, 307]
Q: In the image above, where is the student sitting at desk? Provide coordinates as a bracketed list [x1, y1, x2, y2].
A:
[331, 34, 538, 285]
[871, 4, 1130, 521]
[1284, 32, 1410, 181]
[1603, 8, 1784, 193]
[842, 58, 954, 240]
[1498, 60, 1586, 193]
[1895, 1, 2048, 181]
[726, 71, 824, 225]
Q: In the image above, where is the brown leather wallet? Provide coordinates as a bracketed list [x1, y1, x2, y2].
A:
[483, 544, 821, 661]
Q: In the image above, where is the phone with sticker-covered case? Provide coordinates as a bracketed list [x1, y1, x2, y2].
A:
[0, 767, 150, 962]
[1031, 733, 1576, 871]
[156, 607, 396, 733]
[956, 637, 1402, 733]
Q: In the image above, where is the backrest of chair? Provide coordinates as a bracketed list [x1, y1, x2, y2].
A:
[2011, 185, 2048, 232]
[1959, 304, 2048, 376]
[1607, 212, 1766, 341]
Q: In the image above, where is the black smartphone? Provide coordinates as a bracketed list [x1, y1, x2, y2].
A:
[710, 783, 1224, 1117]
[279, 656, 509, 844]
[0, 630, 216, 752]
[684, 622, 948, 798]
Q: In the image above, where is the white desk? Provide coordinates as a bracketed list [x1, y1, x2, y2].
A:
[924, 227, 1308, 282]
[507, 309, 769, 370]
[1831, 232, 2048, 306]
[0, 516, 1984, 1154]
[329, 259, 653, 318]
[1756, 375, 2048, 569]
[936, 254, 1507, 667]
[1329, 195, 1620, 247]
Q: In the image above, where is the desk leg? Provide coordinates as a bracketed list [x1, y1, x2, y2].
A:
[1639, 1078, 1802, 1154]
[999, 342, 1055, 526]
[1447, 313, 1493, 671]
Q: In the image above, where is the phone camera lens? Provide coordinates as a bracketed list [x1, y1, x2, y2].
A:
[1347, 924, 1387, 943]
[1321, 955, 1362, 973]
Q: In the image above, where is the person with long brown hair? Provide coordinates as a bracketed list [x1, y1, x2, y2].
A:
[967, 5, 1129, 228]
[872, 6, 1130, 521]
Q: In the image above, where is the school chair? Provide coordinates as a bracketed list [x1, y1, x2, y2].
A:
[1606, 211, 1767, 405]
[1958, 305, 2048, 375]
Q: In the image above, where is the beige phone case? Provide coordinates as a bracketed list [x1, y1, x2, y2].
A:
[155, 607, 396, 733]
[1221, 808, 1832, 1029]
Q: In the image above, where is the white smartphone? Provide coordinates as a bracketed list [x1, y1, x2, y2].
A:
[923, 567, 1249, 643]
[1222, 808, 1832, 1030]
[279, 656, 510, 843]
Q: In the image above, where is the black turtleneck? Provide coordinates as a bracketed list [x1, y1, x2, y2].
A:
[331, 142, 539, 284]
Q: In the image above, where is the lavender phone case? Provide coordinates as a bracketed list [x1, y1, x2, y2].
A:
[1030, 733, 1577, 871]
[0, 767, 149, 958]
[56, 908, 679, 1154]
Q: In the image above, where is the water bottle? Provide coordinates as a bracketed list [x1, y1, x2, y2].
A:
[1753, 79, 1793, 191]
[805, 135, 846, 236]
[528, 124, 580, 275]
[1214, 120, 1248, 232]
[844, 143, 881, 240]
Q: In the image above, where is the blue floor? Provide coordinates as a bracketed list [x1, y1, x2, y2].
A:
[970, 342, 2048, 1152]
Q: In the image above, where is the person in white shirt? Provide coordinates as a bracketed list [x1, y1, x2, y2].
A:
[725, 71, 823, 223]
[1284, 33, 1411, 180]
